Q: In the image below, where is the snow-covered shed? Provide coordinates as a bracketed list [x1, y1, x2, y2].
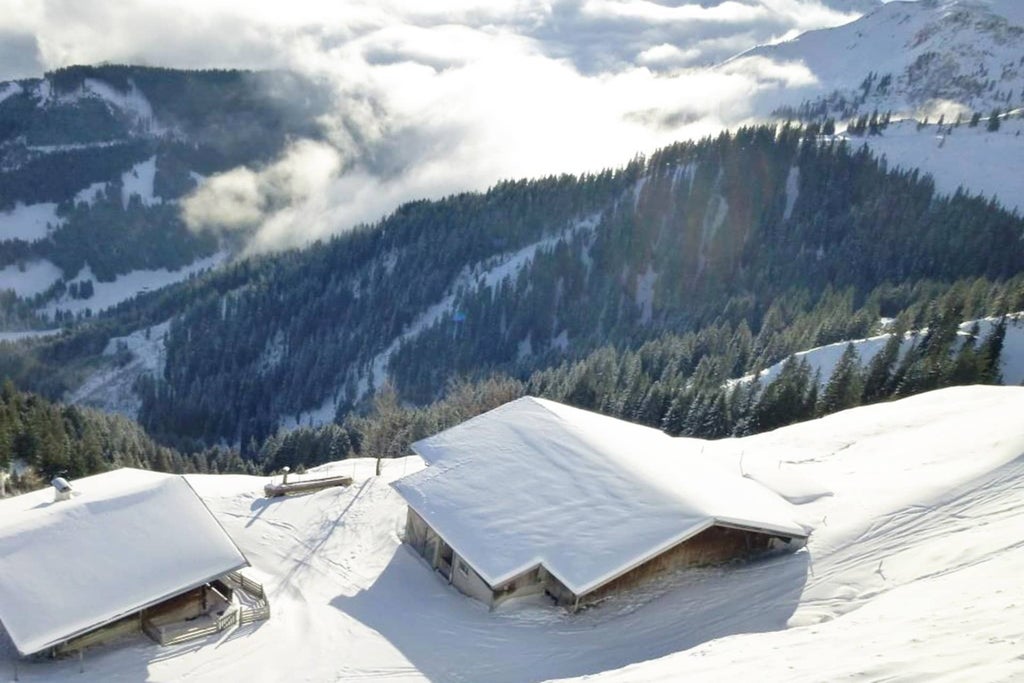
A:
[0, 468, 251, 656]
[392, 397, 809, 609]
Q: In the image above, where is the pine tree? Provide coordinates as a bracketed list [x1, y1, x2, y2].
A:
[977, 316, 1007, 384]
[987, 108, 1002, 132]
[818, 343, 863, 415]
[862, 332, 902, 403]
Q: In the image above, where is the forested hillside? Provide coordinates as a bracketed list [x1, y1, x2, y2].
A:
[16, 124, 1019, 450]
[0, 65, 327, 327]
[0, 380, 255, 493]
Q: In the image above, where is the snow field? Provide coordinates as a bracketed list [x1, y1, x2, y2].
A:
[0, 203, 63, 243]
[0, 260, 62, 298]
[738, 312, 1024, 390]
[5, 386, 1024, 682]
[120, 156, 160, 209]
[65, 321, 171, 417]
[859, 116, 1024, 215]
[42, 252, 227, 318]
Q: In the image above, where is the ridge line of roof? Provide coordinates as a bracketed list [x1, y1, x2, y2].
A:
[182, 474, 251, 569]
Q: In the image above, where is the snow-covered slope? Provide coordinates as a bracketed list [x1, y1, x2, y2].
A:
[0, 202, 63, 242]
[3, 386, 1024, 681]
[732, 0, 1024, 117]
[66, 321, 171, 417]
[42, 252, 227, 319]
[857, 114, 1024, 214]
[740, 312, 1024, 389]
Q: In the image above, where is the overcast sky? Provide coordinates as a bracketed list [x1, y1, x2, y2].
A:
[0, 0, 888, 251]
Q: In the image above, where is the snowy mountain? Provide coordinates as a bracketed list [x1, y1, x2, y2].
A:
[3, 385, 1023, 681]
[733, 0, 1024, 120]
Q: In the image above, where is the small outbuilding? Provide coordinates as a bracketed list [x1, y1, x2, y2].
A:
[0, 468, 263, 657]
[392, 397, 809, 610]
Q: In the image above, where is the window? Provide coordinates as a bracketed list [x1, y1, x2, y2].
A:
[457, 560, 470, 577]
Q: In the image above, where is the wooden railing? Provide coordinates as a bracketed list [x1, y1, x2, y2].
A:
[226, 571, 271, 625]
[227, 571, 266, 599]
[240, 602, 270, 625]
[143, 573, 269, 647]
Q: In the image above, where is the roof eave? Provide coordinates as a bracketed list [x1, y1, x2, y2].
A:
[15, 560, 250, 656]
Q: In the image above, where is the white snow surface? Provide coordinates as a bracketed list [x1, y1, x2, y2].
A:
[74, 181, 108, 207]
[732, 0, 1024, 116]
[0, 469, 248, 656]
[120, 156, 160, 209]
[561, 384, 1024, 682]
[0, 259, 62, 297]
[858, 116, 1024, 215]
[0, 202, 63, 243]
[42, 252, 227, 317]
[66, 321, 171, 417]
[5, 387, 1024, 681]
[395, 397, 807, 595]
[80, 78, 158, 128]
[0, 329, 61, 343]
[739, 312, 1024, 390]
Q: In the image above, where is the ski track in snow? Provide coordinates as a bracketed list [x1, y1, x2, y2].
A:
[4, 386, 1024, 682]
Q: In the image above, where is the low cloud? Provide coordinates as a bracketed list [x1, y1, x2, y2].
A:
[183, 140, 341, 250]
[2, 0, 882, 252]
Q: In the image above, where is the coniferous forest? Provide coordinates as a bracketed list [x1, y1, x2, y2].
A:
[3, 122, 1024, 478]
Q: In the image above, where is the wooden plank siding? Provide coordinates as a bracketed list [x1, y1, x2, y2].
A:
[404, 508, 803, 611]
[574, 525, 797, 607]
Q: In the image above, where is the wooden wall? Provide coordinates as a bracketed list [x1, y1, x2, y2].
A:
[579, 525, 792, 606]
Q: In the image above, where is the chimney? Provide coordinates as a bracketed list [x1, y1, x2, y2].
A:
[52, 477, 73, 502]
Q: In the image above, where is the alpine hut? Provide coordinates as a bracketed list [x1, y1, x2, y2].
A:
[392, 397, 809, 610]
[0, 468, 257, 656]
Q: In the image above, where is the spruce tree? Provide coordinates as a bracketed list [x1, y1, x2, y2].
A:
[819, 343, 864, 415]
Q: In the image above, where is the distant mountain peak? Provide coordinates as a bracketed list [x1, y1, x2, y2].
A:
[732, 0, 1024, 121]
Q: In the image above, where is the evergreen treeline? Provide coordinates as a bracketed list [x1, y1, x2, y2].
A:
[0, 380, 256, 494]
[266, 297, 1013, 472]
[2, 299, 1014, 488]
[17, 123, 1021, 451]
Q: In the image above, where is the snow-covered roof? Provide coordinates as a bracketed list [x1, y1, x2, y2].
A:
[0, 468, 248, 655]
[392, 397, 807, 597]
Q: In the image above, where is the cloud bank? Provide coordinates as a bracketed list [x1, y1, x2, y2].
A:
[0, 0, 882, 252]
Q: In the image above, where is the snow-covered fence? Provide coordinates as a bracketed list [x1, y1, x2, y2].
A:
[227, 571, 265, 599]
[225, 572, 270, 625]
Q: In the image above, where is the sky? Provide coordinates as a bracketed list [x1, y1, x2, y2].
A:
[0, 0, 891, 251]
